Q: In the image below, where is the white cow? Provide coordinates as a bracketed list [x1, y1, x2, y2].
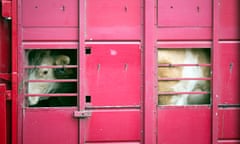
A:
[158, 49, 211, 105]
[27, 50, 71, 106]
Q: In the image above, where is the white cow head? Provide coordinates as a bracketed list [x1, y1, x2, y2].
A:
[27, 50, 70, 106]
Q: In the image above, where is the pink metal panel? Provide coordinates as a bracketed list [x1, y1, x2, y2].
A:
[219, 0, 240, 40]
[22, 28, 78, 41]
[156, 0, 212, 40]
[157, 0, 212, 27]
[23, 108, 78, 144]
[218, 108, 240, 140]
[86, 44, 141, 106]
[156, 27, 212, 40]
[86, 110, 141, 142]
[157, 107, 211, 144]
[22, 0, 78, 27]
[21, 0, 78, 41]
[0, 12, 11, 73]
[86, 0, 141, 40]
[219, 42, 240, 104]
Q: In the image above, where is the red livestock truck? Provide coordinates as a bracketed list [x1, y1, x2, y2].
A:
[0, 0, 240, 144]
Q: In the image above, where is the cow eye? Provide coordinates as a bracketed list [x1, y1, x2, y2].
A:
[43, 70, 48, 75]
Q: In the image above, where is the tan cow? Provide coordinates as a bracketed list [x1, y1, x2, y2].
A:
[158, 49, 211, 105]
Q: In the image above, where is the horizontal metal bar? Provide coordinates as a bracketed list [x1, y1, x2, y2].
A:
[156, 41, 212, 48]
[22, 41, 79, 49]
[24, 65, 78, 69]
[27, 79, 77, 83]
[158, 77, 211, 81]
[158, 91, 210, 95]
[85, 142, 141, 144]
[0, 73, 11, 80]
[25, 93, 77, 97]
[158, 64, 211, 67]
[158, 105, 211, 109]
[85, 41, 141, 45]
[218, 139, 240, 143]
[85, 105, 141, 110]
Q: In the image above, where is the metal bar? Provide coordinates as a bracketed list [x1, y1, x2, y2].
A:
[27, 79, 77, 83]
[85, 105, 141, 110]
[158, 91, 210, 95]
[158, 105, 211, 109]
[158, 64, 211, 67]
[212, 0, 220, 143]
[144, 0, 157, 143]
[158, 77, 211, 81]
[156, 41, 212, 48]
[24, 65, 78, 69]
[22, 41, 79, 49]
[11, 0, 18, 143]
[0, 84, 7, 144]
[218, 140, 240, 143]
[78, 0, 86, 143]
[25, 93, 78, 97]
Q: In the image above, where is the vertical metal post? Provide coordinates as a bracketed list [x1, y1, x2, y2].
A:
[78, 0, 86, 143]
[0, 84, 7, 144]
[212, 0, 220, 143]
[10, 0, 18, 144]
[144, 0, 157, 143]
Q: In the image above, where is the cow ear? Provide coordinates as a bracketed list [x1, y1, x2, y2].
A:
[55, 55, 70, 65]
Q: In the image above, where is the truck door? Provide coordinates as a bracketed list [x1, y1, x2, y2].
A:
[18, 0, 142, 144]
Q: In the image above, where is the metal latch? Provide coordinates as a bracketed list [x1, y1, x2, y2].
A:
[73, 110, 91, 119]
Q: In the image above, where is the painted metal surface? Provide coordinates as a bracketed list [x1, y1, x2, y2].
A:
[0, 0, 239, 144]
[86, 0, 141, 40]
[158, 106, 211, 144]
[23, 108, 78, 144]
[17, 0, 143, 143]
[157, 0, 212, 27]
[219, 0, 240, 40]
[219, 43, 240, 104]
[86, 44, 141, 106]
